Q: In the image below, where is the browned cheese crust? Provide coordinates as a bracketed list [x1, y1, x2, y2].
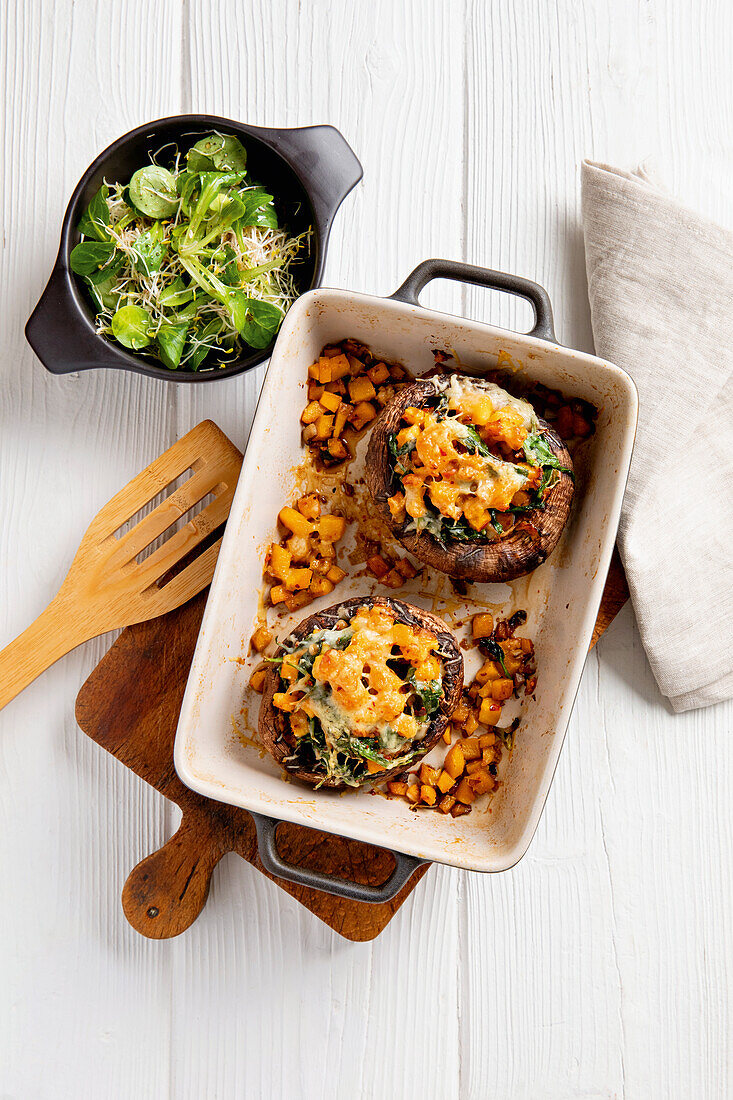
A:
[258, 595, 464, 789]
[365, 378, 574, 583]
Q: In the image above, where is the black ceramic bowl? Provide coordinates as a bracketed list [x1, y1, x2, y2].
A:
[25, 115, 362, 383]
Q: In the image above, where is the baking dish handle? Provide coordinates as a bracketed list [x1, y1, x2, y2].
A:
[389, 258, 557, 343]
[251, 812, 427, 904]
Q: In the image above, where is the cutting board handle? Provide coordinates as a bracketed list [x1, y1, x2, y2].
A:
[251, 812, 426, 904]
[122, 810, 225, 939]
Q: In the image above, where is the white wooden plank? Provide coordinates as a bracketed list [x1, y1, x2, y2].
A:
[461, 2, 733, 1097]
[1, 0, 732, 1097]
[172, 3, 467, 1099]
[0, 2, 184, 1096]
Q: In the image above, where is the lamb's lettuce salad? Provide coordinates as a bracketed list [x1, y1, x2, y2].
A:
[71, 133, 310, 370]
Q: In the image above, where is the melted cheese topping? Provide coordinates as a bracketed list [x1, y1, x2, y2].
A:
[276, 606, 441, 744]
[390, 378, 540, 531]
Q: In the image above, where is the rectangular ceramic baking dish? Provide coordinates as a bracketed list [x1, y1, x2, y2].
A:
[174, 259, 637, 903]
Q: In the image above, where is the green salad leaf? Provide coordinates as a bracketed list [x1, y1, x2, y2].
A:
[111, 305, 152, 349]
[69, 240, 116, 275]
[156, 322, 188, 370]
[128, 166, 178, 219]
[77, 185, 111, 241]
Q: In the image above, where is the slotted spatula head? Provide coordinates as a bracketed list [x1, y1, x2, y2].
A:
[60, 420, 243, 632]
[0, 420, 243, 715]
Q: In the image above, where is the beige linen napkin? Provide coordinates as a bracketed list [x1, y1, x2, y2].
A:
[581, 160, 733, 712]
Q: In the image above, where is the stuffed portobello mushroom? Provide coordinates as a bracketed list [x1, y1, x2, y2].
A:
[366, 374, 574, 583]
[259, 595, 463, 789]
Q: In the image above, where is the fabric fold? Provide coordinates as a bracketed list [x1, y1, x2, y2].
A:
[581, 160, 733, 712]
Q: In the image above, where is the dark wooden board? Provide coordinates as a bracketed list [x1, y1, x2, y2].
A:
[75, 551, 627, 941]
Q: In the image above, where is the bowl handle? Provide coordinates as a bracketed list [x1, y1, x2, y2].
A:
[254, 124, 363, 233]
[25, 260, 114, 375]
[389, 258, 557, 343]
[250, 812, 426, 904]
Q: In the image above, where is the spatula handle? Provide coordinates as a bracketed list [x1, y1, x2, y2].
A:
[0, 593, 86, 711]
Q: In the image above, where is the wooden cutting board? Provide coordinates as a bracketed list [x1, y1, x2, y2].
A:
[75, 550, 628, 942]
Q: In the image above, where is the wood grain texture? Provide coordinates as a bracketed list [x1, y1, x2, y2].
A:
[1, 1, 732, 1097]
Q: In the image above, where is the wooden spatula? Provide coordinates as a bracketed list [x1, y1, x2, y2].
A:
[0, 420, 242, 712]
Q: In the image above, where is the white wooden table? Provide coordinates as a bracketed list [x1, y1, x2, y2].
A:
[2, 2, 731, 1096]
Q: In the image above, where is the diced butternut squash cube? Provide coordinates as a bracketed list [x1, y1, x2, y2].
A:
[415, 656, 440, 681]
[353, 400, 377, 423]
[308, 361, 321, 380]
[326, 438, 349, 461]
[367, 362, 390, 384]
[268, 543, 292, 581]
[387, 781, 408, 797]
[250, 626, 273, 653]
[452, 700, 469, 724]
[286, 568, 313, 591]
[472, 612, 494, 640]
[319, 390, 341, 413]
[280, 656, 299, 681]
[444, 742, 466, 779]
[301, 400, 322, 425]
[469, 770, 496, 795]
[406, 784, 420, 805]
[326, 564, 346, 584]
[307, 380, 325, 400]
[249, 664, 267, 693]
[465, 713, 479, 734]
[437, 769, 455, 794]
[384, 568, 403, 589]
[348, 376, 376, 402]
[395, 557, 417, 579]
[367, 554, 390, 578]
[439, 795, 456, 814]
[491, 678, 514, 701]
[326, 353, 351, 380]
[466, 759, 485, 775]
[451, 801, 472, 818]
[442, 728, 452, 745]
[309, 576, 335, 598]
[419, 763, 440, 786]
[454, 778, 477, 805]
[478, 733, 497, 749]
[314, 413, 334, 440]
[297, 493, 321, 519]
[283, 591, 312, 613]
[318, 514, 347, 541]
[333, 404, 350, 437]
[279, 506, 312, 538]
[396, 424, 419, 447]
[479, 699, 502, 725]
[270, 584, 287, 605]
[388, 493, 406, 521]
[286, 534, 311, 562]
[461, 737, 481, 761]
[420, 785, 437, 806]
[273, 691, 296, 712]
